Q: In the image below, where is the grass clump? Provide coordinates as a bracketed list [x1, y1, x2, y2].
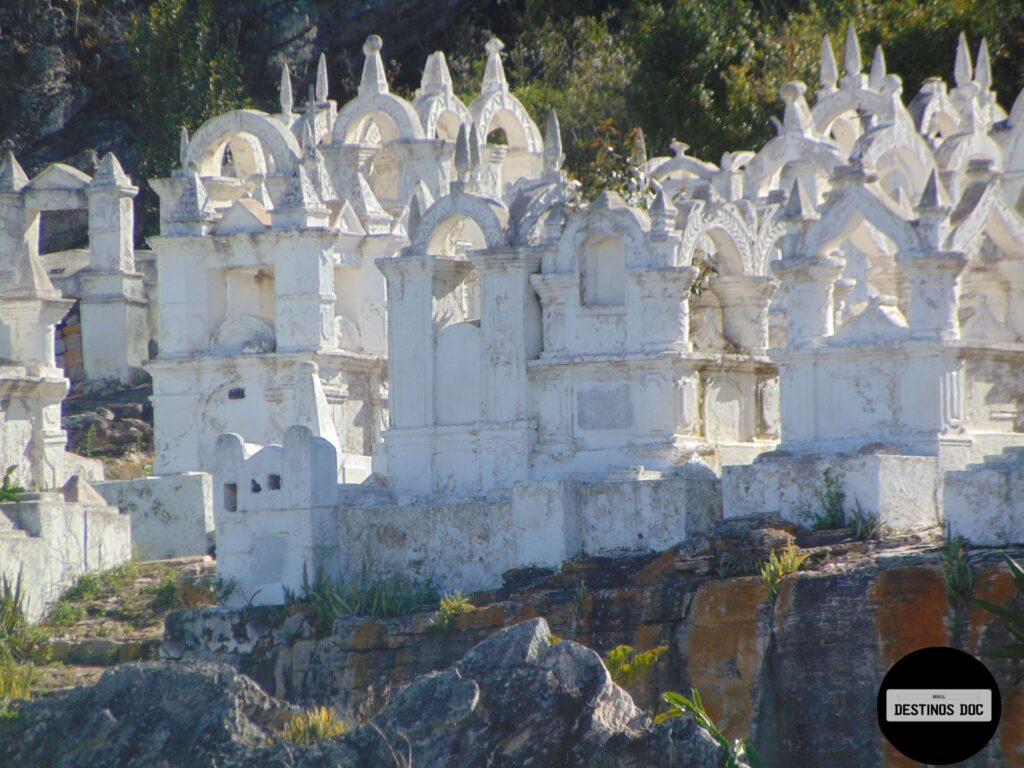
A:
[656, 688, 761, 768]
[281, 706, 346, 745]
[286, 567, 439, 629]
[0, 571, 47, 663]
[760, 543, 809, 599]
[975, 554, 1024, 661]
[0, 659, 34, 719]
[430, 591, 474, 631]
[604, 644, 667, 689]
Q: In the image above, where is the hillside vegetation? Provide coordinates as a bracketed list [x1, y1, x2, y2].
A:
[2, 0, 1022, 235]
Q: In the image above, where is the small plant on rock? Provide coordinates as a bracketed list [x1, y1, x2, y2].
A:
[849, 499, 882, 541]
[812, 467, 845, 530]
[942, 532, 974, 643]
[656, 687, 761, 768]
[760, 543, 809, 599]
[604, 644, 667, 689]
[975, 554, 1024, 662]
[430, 590, 474, 631]
[573, 577, 588, 622]
[0, 466, 25, 503]
[281, 706, 346, 745]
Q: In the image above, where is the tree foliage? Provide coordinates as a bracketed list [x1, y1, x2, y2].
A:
[125, 0, 249, 231]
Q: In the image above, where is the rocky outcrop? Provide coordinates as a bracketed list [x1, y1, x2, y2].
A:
[0, 662, 295, 768]
[165, 530, 1024, 767]
[239, 618, 725, 767]
[0, 619, 727, 768]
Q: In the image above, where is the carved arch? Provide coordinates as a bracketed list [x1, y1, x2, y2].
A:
[186, 110, 301, 177]
[410, 192, 510, 253]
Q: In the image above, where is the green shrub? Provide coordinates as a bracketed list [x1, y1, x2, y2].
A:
[604, 644, 667, 688]
[812, 468, 845, 530]
[281, 706, 346, 745]
[430, 590, 474, 631]
[975, 554, 1023, 660]
[656, 687, 761, 768]
[285, 567, 439, 628]
[760, 543, 809, 599]
[0, 466, 25, 503]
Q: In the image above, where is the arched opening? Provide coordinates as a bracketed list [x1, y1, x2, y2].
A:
[580, 234, 626, 307]
[426, 215, 488, 259]
[434, 110, 463, 141]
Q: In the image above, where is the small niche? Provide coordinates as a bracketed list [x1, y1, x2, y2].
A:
[250, 478, 262, 493]
[228, 387, 246, 400]
[224, 483, 237, 512]
[268, 474, 281, 490]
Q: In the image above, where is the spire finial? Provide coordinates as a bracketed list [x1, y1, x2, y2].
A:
[0, 152, 29, 193]
[543, 110, 564, 173]
[780, 81, 814, 136]
[302, 120, 316, 155]
[280, 62, 293, 114]
[782, 179, 817, 222]
[358, 35, 388, 96]
[316, 52, 329, 101]
[820, 34, 838, 90]
[976, 39, 992, 90]
[482, 37, 508, 94]
[955, 32, 973, 86]
[179, 127, 190, 168]
[419, 51, 453, 96]
[844, 23, 862, 76]
[869, 46, 887, 90]
[918, 168, 950, 210]
[92, 152, 132, 188]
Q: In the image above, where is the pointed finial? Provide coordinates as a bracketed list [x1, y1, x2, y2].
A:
[91, 152, 132, 188]
[358, 35, 388, 96]
[820, 34, 838, 90]
[543, 110, 563, 172]
[302, 120, 316, 155]
[782, 179, 817, 221]
[670, 139, 690, 157]
[955, 32, 973, 86]
[844, 23, 862, 76]
[454, 123, 470, 178]
[420, 51, 453, 95]
[649, 180, 675, 233]
[482, 37, 508, 94]
[869, 46, 887, 90]
[179, 127, 190, 168]
[976, 39, 992, 90]
[0, 151, 28, 193]
[280, 62, 293, 114]
[316, 52, 329, 101]
[918, 169, 950, 210]
[780, 81, 814, 135]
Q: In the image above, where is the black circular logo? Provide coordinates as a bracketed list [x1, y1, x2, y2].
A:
[877, 646, 1001, 764]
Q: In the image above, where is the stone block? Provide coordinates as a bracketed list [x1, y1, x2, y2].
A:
[93, 472, 213, 560]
